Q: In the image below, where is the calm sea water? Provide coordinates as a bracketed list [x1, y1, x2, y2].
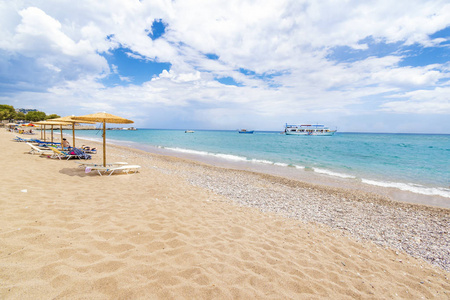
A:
[73, 129, 450, 198]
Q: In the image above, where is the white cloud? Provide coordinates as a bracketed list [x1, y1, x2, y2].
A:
[1, 0, 450, 132]
[119, 76, 132, 82]
[381, 87, 450, 114]
[155, 69, 202, 82]
[0, 5, 109, 91]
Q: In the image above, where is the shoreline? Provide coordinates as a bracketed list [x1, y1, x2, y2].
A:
[149, 145, 450, 208]
[73, 132, 450, 209]
[3, 130, 449, 298]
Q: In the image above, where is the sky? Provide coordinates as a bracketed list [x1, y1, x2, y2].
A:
[0, 0, 449, 133]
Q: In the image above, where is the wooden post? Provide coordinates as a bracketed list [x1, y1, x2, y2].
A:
[72, 124, 75, 148]
[60, 125, 63, 148]
[103, 120, 106, 167]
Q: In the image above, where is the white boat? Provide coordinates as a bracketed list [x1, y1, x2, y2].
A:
[185, 130, 194, 133]
[285, 124, 336, 136]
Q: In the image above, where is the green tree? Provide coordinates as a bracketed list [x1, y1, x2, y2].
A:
[25, 111, 47, 122]
[46, 114, 61, 120]
[16, 112, 26, 120]
[0, 104, 16, 120]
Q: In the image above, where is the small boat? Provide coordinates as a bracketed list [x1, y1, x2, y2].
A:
[185, 130, 194, 133]
[238, 129, 254, 134]
[285, 124, 336, 136]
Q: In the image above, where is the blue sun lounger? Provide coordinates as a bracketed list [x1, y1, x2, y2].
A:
[14, 136, 35, 142]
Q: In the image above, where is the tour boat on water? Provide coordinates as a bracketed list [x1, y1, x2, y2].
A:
[284, 124, 336, 136]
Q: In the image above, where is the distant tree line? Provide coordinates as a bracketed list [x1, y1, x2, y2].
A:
[0, 105, 60, 122]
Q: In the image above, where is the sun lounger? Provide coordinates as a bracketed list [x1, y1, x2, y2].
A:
[72, 148, 92, 160]
[48, 147, 92, 160]
[15, 136, 35, 142]
[85, 165, 141, 176]
[76, 162, 128, 168]
[26, 142, 53, 155]
[31, 138, 46, 143]
[81, 145, 97, 154]
[26, 142, 50, 150]
[32, 139, 61, 147]
[49, 147, 79, 160]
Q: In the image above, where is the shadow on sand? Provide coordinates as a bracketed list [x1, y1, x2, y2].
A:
[58, 167, 98, 177]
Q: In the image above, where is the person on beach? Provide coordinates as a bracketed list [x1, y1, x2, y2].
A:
[62, 138, 70, 149]
[81, 145, 97, 153]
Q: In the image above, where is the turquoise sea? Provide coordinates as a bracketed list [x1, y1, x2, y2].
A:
[73, 129, 450, 198]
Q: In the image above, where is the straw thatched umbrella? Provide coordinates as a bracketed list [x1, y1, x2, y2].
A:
[47, 116, 96, 148]
[72, 112, 134, 167]
[5, 123, 18, 130]
[34, 120, 72, 144]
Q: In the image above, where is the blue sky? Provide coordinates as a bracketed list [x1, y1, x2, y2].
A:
[0, 0, 449, 133]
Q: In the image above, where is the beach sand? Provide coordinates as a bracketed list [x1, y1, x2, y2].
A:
[1, 130, 449, 299]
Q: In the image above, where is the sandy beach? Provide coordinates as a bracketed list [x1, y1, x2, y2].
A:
[1, 130, 449, 299]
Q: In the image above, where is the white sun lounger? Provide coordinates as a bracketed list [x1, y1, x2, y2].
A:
[26, 142, 53, 156]
[76, 162, 129, 168]
[85, 164, 141, 176]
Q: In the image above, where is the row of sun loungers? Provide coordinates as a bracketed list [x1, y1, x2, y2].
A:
[26, 143, 91, 160]
[15, 136, 60, 145]
[21, 137, 140, 176]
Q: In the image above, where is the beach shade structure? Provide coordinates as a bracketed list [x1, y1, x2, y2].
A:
[29, 122, 46, 140]
[72, 112, 134, 167]
[34, 120, 72, 144]
[47, 116, 96, 148]
[5, 123, 18, 129]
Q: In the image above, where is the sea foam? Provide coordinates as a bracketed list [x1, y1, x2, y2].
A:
[165, 147, 248, 162]
[361, 179, 450, 198]
[313, 168, 356, 179]
[166, 147, 290, 167]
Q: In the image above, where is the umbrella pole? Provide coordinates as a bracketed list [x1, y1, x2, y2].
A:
[51, 125, 54, 144]
[60, 125, 63, 148]
[72, 124, 75, 148]
[44, 125, 46, 141]
[103, 120, 106, 167]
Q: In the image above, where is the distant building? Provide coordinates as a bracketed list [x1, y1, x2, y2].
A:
[16, 108, 38, 113]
